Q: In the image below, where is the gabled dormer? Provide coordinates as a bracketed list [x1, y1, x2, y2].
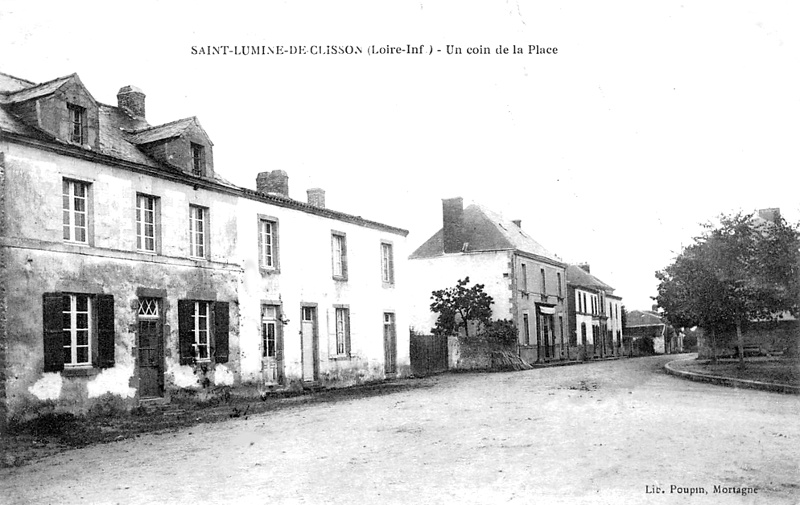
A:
[128, 117, 214, 178]
[4, 73, 100, 150]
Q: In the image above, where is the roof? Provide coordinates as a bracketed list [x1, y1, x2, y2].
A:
[128, 117, 212, 145]
[410, 203, 562, 263]
[566, 264, 614, 292]
[0, 71, 407, 236]
[625, 310, 665, 328]
[1, 74, 77, 104]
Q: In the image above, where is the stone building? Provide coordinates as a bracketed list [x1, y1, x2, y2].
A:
[565, 264, 624, 360]
[408, 198, 568, 363]
[0, 71, 408, 429]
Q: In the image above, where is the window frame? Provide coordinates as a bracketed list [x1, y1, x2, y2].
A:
[521, 263, 528, 292]
[189, 204, 209, 259]
[540, 268, 546, 295]
[191, 142, 205, 176]
[62, 293, 93, 367]
[136, 193, 159, 254]
[333, 306, 351, 358]
[380, 240, 395, 287]
[261, 304, 280, 359]
[67, 103, 86, 144]
[258, 216, 280, 273]
[331, 231, 348, 281]
[62, 178, 90, 245]
[191, 301, 211, 362]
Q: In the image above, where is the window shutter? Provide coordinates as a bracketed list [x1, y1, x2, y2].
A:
[341, 238, 348, 278]
[42, 292, 64, 372]
[276, 307, 284, 383]
[214, 302, 230, 363]
[96, 294, 115, 368]
[345, 309, 351, 356]
[257, 219, 263, 268]
[178, 299, 194, 365]
[388, 246, 395, 285]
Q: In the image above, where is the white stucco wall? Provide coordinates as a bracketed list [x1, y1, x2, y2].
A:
[236, 196, 410, 384]
[407, 251, 513, 335]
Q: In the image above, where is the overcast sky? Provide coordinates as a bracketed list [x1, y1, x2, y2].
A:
[2, 1, 798, 310]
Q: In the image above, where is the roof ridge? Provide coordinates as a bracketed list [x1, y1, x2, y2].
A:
[0, 71, 37, 86]
[5, 73, 76, 97]
[130, 116, 196, 133]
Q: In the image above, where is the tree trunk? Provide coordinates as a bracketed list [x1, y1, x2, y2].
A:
[736, 319, 745, 369]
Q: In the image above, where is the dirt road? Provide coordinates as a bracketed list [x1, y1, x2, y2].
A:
[2, 355, 797, 504]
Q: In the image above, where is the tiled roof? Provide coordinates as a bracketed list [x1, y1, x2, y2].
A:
[410, 203, 562, 263]
[1, 74, 76, 104]
[566, 264, 614, 292]
[625, 310, 664, 327]
[127, 117, 201, 145]
[0, 72, 36, 93]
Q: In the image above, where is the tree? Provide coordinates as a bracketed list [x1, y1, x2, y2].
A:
[656, 212, 800, 368]
[430, 277, 494, 338]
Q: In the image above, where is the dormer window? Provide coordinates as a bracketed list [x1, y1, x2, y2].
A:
[68, 104, 86, 144]
[191, 143, 205, 176]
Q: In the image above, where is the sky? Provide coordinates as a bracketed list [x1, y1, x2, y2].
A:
[1, 0, 798, 310]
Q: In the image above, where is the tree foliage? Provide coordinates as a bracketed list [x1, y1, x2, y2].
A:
[656, 212, 800, 366]
[430, 277, 494, 338]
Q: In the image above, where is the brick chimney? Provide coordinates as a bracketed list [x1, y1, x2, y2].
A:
[117, 86, 145, 119]
[578, 263, 591, 274]
[757, 208, 780, 223]
[442, 197, 465, 254]
[512, 219, 521, 228]
[307, 188, 326, 208]
[256, 170, 289, 197]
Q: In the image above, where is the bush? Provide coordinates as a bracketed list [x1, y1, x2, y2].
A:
[483, 319, 517, 344]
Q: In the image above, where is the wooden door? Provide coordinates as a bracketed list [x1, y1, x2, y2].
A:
[301, 306, 317, 382]
[383, 313, 397, 375]
[262, 305, 283, 384]
[137, 298, 163, 398]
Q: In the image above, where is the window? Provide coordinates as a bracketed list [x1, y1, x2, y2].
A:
[42, 292, 115, 372]
[582, 293, 587, 314]
[335, 307, 350, 356]
[177, 300, 229, 364]
[68, 104, 85, 144]
[191, 143, 205, 176]
[259, 218, 278, 270]
[521, 263, 528, 292]
[557, 272, 563, 297]
[540, 268, 546, 294]
[559, 315, 564, 346]
[262, 305, 279, 358]
[332, 232, 347, 279]
[189, 205, 207, 258]
[63, 179, 89, 244]
[136, 194, 158, 253]
[381, 242, 395, 286]
[581, 322, 587, 345]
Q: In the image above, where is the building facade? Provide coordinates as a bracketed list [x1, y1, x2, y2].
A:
[565, 264, 624, 359]
[408, 197, 568, 363]
[0, 72, 408, 428]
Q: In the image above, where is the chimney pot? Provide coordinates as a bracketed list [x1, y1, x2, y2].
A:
[442, 197, 465, 254]
[117, 85, 145, 119]
[579, 263, 591, 274]
[307, 188, 326, 208]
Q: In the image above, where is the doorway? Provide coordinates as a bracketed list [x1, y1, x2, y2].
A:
[137, 297, 163, 398]
[300, 305, 318, 382]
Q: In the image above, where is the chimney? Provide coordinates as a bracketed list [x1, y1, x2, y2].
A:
[256, 170, 289, 197]
[512, 219, 522, 228]
[757, 208, 780, 223]
[442, 197, 464, 254]
[117, 86, 146, 119]
[579, 263, 591, 274]
[307, 188, 326, 208]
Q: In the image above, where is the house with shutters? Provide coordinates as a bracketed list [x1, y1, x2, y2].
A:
[0, 71, 409, 429]
[565, 264, 624, 360]
[408, 197, 568, 364]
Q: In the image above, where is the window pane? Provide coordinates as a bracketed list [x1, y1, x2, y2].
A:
[76, 347, 89, 364]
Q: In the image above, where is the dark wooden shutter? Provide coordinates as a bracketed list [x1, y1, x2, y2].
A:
[96, 294, 115, 368]
[345, 309, 351, 356]
[42, 292, 64, 372]
[276, 306, 284, 383]
[341, 237, 348, 279]
[214, 302, 230, 363]
[388, 245, 395, 285]
[178, 299, 195, 365]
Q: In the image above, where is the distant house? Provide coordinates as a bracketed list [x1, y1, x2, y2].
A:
[408, 197, 568, 364]
[624, 310, 683, 355]
[565, 264, 624, 360]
